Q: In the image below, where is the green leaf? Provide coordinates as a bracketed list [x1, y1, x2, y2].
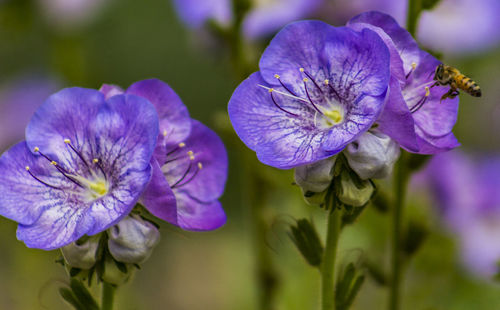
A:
[114, 260, 128, 274]
[59, 287, 86, 310]
[343, 275, 365, 309]
[69, 279, 100, 310]
[335, 263, 355, 303]
[401, 219, 429, 257]
[69, 268, 82, 277]
[288, 219, 324, 267]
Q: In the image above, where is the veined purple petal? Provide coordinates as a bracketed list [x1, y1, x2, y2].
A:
[174, 190, 226, 231]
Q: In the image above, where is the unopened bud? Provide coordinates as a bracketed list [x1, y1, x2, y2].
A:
[61, 236, 99, 269]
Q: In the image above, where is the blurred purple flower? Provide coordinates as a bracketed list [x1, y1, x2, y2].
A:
[321, 0, 406, 26]
[418, 0, 500, 55]
[228, 21, 390, 169]
[101, 79, 228, 231]
[348, 12, 459, 154]
[172, 0, 323, 40]
[425, 151, 500, 277]
[0, 75, 59, 152]
[0, 88, 159, 250]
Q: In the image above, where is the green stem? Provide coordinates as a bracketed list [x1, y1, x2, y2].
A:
[389, 152, 410, 310]
[101, 282, 115, 310]
[406, 0, 422, 37]
[321, 208, 342, 310]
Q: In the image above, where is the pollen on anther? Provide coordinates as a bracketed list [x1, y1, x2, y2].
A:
[299, 68, 305, 73]
[162, 130, 168, 137]
[303, 78, 308, 82]
[425, 86, 430, 97]
[33, 147, 39, 152]
[64, 139, 71, 144]
[179, 142, 186, 148]
[51, 161, 57, 166]
[274, 74, 280, 79]
[93, 158, 99, 164]
[324, 79, 329, 85]
[411, 62, 417, 70]
[25, 166, 30, 171]
[268, 88, 274, 93]
[197, 162, 203, 169]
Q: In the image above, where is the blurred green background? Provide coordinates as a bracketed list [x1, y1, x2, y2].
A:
[1, 0, 500, 309]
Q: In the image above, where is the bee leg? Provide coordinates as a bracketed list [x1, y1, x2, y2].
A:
[430, 81, 440, 88]
[449, 90, 460, 99]
[440, 89, 453, 104]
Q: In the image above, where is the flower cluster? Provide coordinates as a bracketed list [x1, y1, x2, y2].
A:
[0, 79, 227, 256]
[228, 11, 459, 205]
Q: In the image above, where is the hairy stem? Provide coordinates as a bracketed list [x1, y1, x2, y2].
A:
[389, 152, 410, 310]
[321, 208, 342, 310]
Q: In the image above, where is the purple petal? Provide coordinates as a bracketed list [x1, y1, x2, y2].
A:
[242, 0, 322, 40]
[126, 79, 191, 161]
[99, 84, 124, 100]
[349, 11, 420, 75]
[228, 72, 335, 168]
[172, 0, 233, 28]
[377, 77, 419, 152]
[140, 159, 178, 225]
[162, 120, 227, 202]
[174, 190, 226, 231]
[414, 128, 460, 154]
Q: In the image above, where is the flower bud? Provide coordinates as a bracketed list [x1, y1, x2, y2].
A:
[61, 236, 99, 269]
[337, 170, 374, 207]
[344, 130, 400, 180]
[294, 157, 336, 205]
[107, 216, 160, 264]
[102, 255, 131, 286]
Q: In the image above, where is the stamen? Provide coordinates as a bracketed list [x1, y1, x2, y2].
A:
[303, 80, 324, 114]
[171, 161, 193, 188]
[64, 139, 91, 170]
[25, 166, 61, 190]
[257, 84, 309, 103]
[406, 62, 417, 79]
[179, 142, 186, 148]
[324, 79, 342, 101]
[162, 130, 168, 137]
[409, 86, 430, 113]
[300, 69, 323, 94]
[173, 162, 203, 188]
[166, 142, 187, 157]
[34, 146, 83, 187]
[92, 158, 107, 180]
[274, 73, 298, 96]
[268, 90, 299, 117]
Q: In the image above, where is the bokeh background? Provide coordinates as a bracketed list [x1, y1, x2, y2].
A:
[1, 0, 500, 309]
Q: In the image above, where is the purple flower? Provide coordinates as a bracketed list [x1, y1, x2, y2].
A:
[101, 79, 228, 231]
[348, 11, 460, 154]
[228, 21, 390, 169]
[418, 0, 500, 55]
[0, 88, 159, 250]
[36, 0, 111, 30]
[424, 151, 500, 277]
[172, 0, 323, 40]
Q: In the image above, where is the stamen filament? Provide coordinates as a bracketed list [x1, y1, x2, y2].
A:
[171, 162, 193, 188]
[25, 166, 62, 190]
[409, 86, 430, 113]
[406, 62, 417, 79]
[301, 69, 323, 94]
[269, 90, 299, 117]
[64, 139, 91, 170]
[258, 84, 309, 103]
[175, 162, 203, 188]
[92, 158, 107, 180]
[274, 74, 299, 97]
[303, 79, 324, 115]
[324, 79, 342, 101]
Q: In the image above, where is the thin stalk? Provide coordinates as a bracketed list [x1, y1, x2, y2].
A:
[101, 282, 115, 310]
[406, 0, 422, 37]
[321, 208, 342, 310]
[389, 152, 410, 310]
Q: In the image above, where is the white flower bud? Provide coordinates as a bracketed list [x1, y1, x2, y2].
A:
[344, 130, 400, 180]
[61, 236, 99, 269]
[338, 170, 374, 207]
[108, 216, 160, 264]
[294, 156, 337, 193]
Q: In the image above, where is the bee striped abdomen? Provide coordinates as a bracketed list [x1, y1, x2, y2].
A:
[456, 75, 482, 97]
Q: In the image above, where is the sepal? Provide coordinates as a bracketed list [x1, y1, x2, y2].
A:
[288, 218, 324, 267]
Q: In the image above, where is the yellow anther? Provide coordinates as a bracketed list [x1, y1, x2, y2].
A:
[64, 139, 71, 144]
[324, 110, 343, 125]
[425, 86, 430, 97]
[274, 74, 280, 79]
[303, 78, 308, 82]
[162, 130, 168, 137]
[33, 147, 39, 152]
[197, 162, 203, 169]
[299, 68, 305, 72]
[268, 88, 274, 93]
[189, 155, 195, 161]
[25, 166, 30, 171]
[187, 150, 194, 156]
[93, 158, 99, 164]
[411, 62, 417, 70]
[324, 79, 329, 85]
[178, 142, 186, 148]
[51, 161, 57, 166]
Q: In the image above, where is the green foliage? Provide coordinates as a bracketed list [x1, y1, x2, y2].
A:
[289, 219, 324, 267]
[335, 263, 366, 310]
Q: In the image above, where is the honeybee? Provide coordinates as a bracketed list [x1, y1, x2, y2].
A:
[433, 64, 481, 102]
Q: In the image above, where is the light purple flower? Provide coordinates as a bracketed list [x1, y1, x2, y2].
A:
[0, 75, 59, 152]
[424, 151, 500, 277]
[0, 88, 159, 250]
[348, 11, 460, 154]
[36, 0, 111, 30]
[172, 0, 323, 40]
[228, 21, 390, 169]
[418, 0, 500, 55]
[101, 79, 228, 231]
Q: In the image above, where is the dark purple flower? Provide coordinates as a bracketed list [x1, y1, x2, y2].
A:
[0, 88, 159, 250]
[424, 151, 500, 277]
[228, 21, 390, 169]
[348, 11, 460, 154]
[172, 0, 323, 40]
[101, 79, 228, 231]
